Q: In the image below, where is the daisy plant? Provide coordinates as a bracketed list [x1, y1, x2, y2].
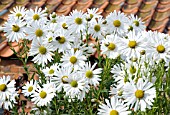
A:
[1, 6, 170, 115]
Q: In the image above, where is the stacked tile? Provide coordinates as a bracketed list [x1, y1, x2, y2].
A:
[72, 0, 93, 12]
[90, 0, 109, 14]
[148, 0, 170, 32]
[45, 0, 62, 14]
[102, 0, 125, 18]
[122, 0, 142, 15]
[55, 0, 77, 15]
[137, 0, 158, 27]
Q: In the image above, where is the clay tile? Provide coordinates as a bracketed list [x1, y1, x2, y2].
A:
[0, 45, 20, 57]
[0, 39, 7, 51]
[56, 2, 76, 13]
[26, 3, 38, 10]
[45, 4, 59, 14]
[94, 0, 107, 5]
[31, 0, 46, 6]
[105, 4, 121, 13]
[137, 10, 154, 21]
[102, 11, 110, 18]
[152, 10, 170, 21]
[72, 2, 93, 12]
[91, 0, 109, 13]
[126, 0, 138, 5]
[122, 3, 138, 13]
[148, 18, 169, 30]
[159, 0, 170, 4]
[0, 4, 11, 12]
[0, 11, 10, 20]
[56, 8, 71, 16]
[16, 0, 30, 5]
[157, 3, 170, 12]
[0, 0, 14, 5]
[143, 0, 157, 4]
[109, 0, 124, 5]
[62, 0, 77, 5]
[139, 1, 158, 13]
[46, 0, 62, 5]
[77, 0, 93, 5]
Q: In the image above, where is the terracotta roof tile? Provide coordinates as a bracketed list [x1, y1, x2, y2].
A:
[0, 0, 170, 58]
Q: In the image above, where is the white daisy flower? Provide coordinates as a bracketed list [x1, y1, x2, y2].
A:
[54, 30, 73, 53]
[25, 21, 48, 40]
[109, 86, 124, 99]
[98, 96, 131, 115]
[0, 99, 13, 110]
[63, 73, 89, 101]
[123, 78, 156, 111]
[43, 31, 56, 44]
[48, 12, 59, 24]
[31, 83, 56, 107]
[61, 49, 87, 70]
[25, 7, 47, 24]
[127, 14, 146, 33]
[9, 6, 26, 19]
[69, 38, 95, 57]
[101, 34, 121, 59]
[51, 65, 74, 92]
[3, 18, 26, 42]
[22, 80, 37, 97]
[0, 76, 16, 101]
[29, 38, 54, 66]
[106, 10, 128, 35]
[86, 8, 102, 21]
[56, 16, 69, 31]
[119, 31, 146, 59]
[42, 64, 58, 77]
[145, 31, 170, 63]
[89, 17, 105, 39]
[79, 62, 102, 86]
[67, 10, 86, 33]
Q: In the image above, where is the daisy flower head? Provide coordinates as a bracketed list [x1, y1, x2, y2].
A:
[109, 86, 124, 100]
[56, 16, 69, 31]
[63, 73, 89, 101]
[22, 80, 37, 97]
[51, 65, 74, 92]
[0, 75, 16, 101]
[67, 9, 86, 33]
[31, 83, 56, 107]
[25, 7, 47, 24]
[145, 31, 170, 63]
[119, 31, 146, 59]
[53, 30, 73, 53]
[29, 38, 54, 67]
[101, 34, 121, 59]
[86, 8, 102, 21]
[43, 31, 56, 44]
[9, 6, 26, 19]
[48, 12, 59, 24]
[42, 64, 58, 77]
[79, 62, 102, 86]
[3, 18, 26, 42]
[123, 78, 156, 111]
[98, 96, 131, 115]
[106, 10, 128, 35]
[61, 49, 87, 70]
[89, 17, 106, 40]
[25, 21, 48, 40]
[127, 14, 146, 33]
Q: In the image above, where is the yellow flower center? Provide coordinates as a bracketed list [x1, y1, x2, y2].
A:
[12, 25, 20, 32]
[74, 48, 79, 52]
[39, 46, 47, 54]
[16, 13, 22, 17]
[0, 84, 7, 91]
[135, 90, 144, 99]
[118, 90, 123, 96]
[51, 19, 56, 23]
[51, 14, 56, 18]
[107, 43, 116, 50]
[48, 37, 53, 42]
[110, 110, 119, 115]
[70, 80, 78, 87]
[58, 36, 65, 44]
[49, 69, 54, 74]
[70, 56, 77, 64]
[75, 17, 82, 25]
[35, 29, 43, 37]
[133, 20, 139, 27]
[113, 20, 121, 27]
[86, 70, 93, 78]
[156, 45, 165, 53]
[39, 91, 47, 99]
[130, 66, 136, 74]
[62, 23, 68, 29]
[94, 24, 101, 32]
[140, 50, 145, 55]
[128, 41, 137, 48]
[90, 14, 93, 19]
[28, 86, 33, 92]
[128, 26, 133, 31]
[33, 14, 40, 20]
[61, 76, 68, 83]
